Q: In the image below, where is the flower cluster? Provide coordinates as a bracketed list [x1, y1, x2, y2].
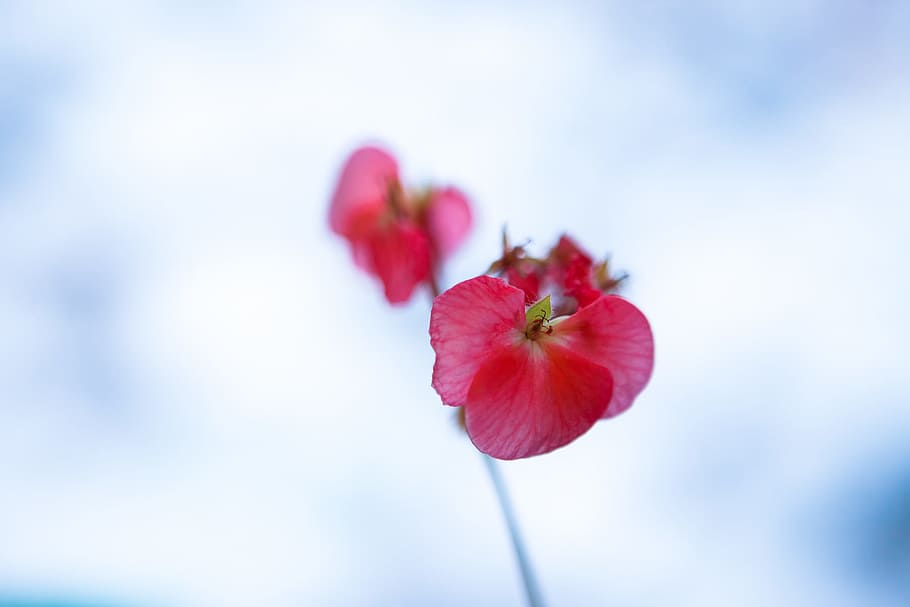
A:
[430, 234, 653, 459]
[329, 146, 472, 304]
[487, 231, 626, 312]
[329, 145, 654, 460]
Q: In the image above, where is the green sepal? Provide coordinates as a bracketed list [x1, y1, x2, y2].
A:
[525, 294, 552, 325]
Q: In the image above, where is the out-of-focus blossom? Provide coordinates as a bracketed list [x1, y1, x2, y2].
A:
[329, 146, 472, 304]
[547, 235, 625, 311]
[487, 231, 541, 305]
[429, 274, 653, 459]
[488, 232, 625, 315]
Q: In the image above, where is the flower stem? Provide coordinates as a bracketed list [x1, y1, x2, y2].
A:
[482, 454, 546, 607]
[428, 274, 441, 298]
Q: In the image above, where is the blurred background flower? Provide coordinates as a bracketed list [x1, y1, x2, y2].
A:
[328, 145, 472, 303]
[1, 1, 908, 606]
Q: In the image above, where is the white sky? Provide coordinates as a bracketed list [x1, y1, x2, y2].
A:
[1, 1, 909, 606]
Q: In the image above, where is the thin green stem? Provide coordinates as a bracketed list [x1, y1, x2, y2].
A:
[482, 454, 545, 607]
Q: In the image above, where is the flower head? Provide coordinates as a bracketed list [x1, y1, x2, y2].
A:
[429, 274, 653, 459]
[329, 146, 472, 304]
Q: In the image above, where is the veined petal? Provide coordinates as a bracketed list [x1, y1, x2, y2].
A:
[430, 276, 525, 406]
[425, 186, 472, 258]
[553, 295, 654, 418]
[329, 146, 398, 237]
[369, 221, 432, 304]
[464, 343, 613, 459]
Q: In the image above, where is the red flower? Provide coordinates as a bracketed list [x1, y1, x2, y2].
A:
[329, 146, 472, 304]
[430, 275, 653, 459]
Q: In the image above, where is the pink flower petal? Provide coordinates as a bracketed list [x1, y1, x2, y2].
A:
[329, 146, 398, 237]
[368, 221, 432, 304]
[425, 186, 472, 258]
[563, 254, 601, 308]
[549, 234, 592, 268]
[506, 266, 541, 305]
[429, 276, 525, 406]
[553, 295, 654, 418]
[346, 206, 385, 272]
[464, 343, 614, 459]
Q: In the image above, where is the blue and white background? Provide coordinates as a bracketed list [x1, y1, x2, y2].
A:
[2, 1, 909, 605]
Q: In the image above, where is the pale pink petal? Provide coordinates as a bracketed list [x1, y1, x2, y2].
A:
[425, 186, 472, 258]
[553, 295, 654, 418]
[429, 276, 525, 406]
[329, 146, 398, 237]
[464, 343, 613, 459]
[350, 237, 375, 273]
[346, 206, 385, 272]
[368, 221, 432, 304]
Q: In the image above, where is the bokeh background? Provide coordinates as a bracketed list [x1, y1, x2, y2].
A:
[2, 1, 909, 606]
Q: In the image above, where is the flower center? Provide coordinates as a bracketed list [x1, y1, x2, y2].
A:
[525, 315, 552, 340]
[524, 294, 553, 340]
[385, 178, 409, 218]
